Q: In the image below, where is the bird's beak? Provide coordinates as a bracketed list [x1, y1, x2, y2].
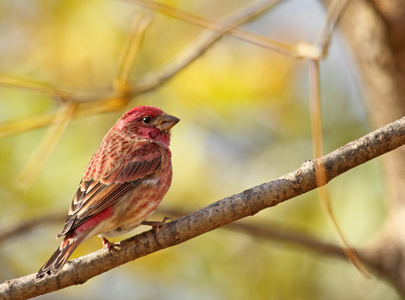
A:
[156, 113, 180, 132]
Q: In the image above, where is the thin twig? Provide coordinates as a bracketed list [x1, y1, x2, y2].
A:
[0, 76, 77, 99]
[158, 207, 346, 258]
[16, 103, 77, 189]
[0, 212, 65, 245]
[0, 207, 345, 258]
[295, 0, 350, 59]
[114, 13, 151, 92]
[315, 0, 350, 55]
[0, 96, 128, 139]
[132, 0, 285, 92]
[124, 0, 295, 56]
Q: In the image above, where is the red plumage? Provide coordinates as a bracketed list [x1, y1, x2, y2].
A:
[36, 106, 179, 280]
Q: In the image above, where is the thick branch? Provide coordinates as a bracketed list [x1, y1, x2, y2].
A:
[1, 117, 405, 299]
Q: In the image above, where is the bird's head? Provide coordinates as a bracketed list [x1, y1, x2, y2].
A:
[115, 106, 180, 145]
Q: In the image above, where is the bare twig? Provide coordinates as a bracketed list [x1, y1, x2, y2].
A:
[114, 13, 151, 92]
[124, 0, 295, 56]
[226, 222, 345, 258]
[1, 116, 404, 299]
[132, 0, 285, 92]
[0, 96, 127, 138]
[296, 0, 349, 59]
[0, 76, 78, 99]
[16, 103, 77, 188]
[158, 207, 346, 258]
[0, 206, 344, 258]
[315, 0, 350, 55]
[0, 213, 65, 245]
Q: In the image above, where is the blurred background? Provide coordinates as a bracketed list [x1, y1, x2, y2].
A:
[0, 0, 397, 299]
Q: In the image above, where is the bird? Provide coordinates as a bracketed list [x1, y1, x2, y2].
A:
[36, 105, 179, 280]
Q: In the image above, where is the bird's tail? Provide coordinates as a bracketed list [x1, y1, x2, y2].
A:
[36, 233, 85, 281]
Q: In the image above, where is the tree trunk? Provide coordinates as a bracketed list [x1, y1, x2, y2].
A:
[321, 0, 405, 296]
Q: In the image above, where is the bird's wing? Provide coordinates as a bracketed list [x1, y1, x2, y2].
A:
[58, 139, 164, 237]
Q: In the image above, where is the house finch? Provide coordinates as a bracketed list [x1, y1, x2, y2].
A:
[36, 106, 179, 280]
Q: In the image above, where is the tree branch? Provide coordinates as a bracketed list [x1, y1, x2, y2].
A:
[1, 115, 404, 298]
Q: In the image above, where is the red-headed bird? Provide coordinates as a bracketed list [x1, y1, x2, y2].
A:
[36, 106, 179, 280]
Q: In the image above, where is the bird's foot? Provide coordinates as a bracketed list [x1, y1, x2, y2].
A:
[101, 237, 121, 251]
[141, 217, 172, 245]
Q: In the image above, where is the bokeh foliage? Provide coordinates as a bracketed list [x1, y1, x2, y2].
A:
[0, 0, 397, 299]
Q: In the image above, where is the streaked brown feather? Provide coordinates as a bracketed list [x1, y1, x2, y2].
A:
[58, 139, 164, 237]
[36, 234, 85, 280]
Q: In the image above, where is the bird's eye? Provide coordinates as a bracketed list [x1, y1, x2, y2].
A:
[142, 116, 152, 124]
